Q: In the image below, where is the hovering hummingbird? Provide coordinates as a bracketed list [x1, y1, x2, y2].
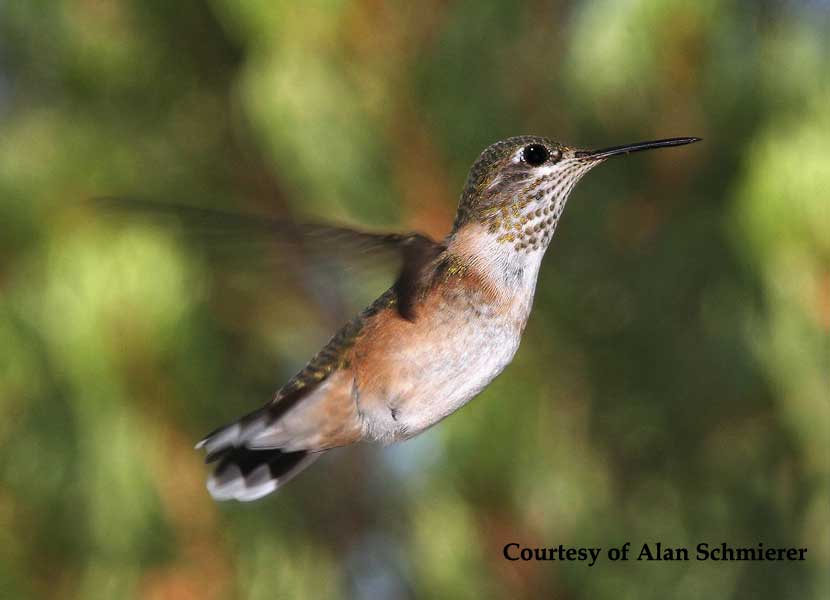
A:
[109, 135, 699, 501]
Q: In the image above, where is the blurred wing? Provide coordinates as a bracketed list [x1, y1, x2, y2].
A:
[94, 197, 445, 320]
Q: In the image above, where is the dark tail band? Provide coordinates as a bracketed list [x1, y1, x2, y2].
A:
[206, 446, 321, 502]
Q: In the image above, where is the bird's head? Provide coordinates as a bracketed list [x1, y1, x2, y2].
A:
[453, 135, 700, 254]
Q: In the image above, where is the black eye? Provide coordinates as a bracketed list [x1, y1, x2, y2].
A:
[522, 144, 550, 166]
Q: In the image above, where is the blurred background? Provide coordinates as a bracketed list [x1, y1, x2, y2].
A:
[1, 1, 828, 598]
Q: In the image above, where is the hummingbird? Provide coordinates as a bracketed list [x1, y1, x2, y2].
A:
[110, 135, 699, 501]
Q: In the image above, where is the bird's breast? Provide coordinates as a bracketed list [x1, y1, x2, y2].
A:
[352, 278, 534, 443]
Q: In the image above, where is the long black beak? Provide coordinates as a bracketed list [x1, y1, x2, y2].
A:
[577, 137, 701, 160]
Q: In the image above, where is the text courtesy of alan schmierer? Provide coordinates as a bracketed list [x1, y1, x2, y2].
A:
[502, 542, 808, 567]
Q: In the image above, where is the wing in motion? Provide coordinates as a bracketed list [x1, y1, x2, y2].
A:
[95, 197, 445, 320]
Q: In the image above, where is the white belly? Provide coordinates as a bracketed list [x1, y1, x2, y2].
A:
[359, 293, 532, 444]
[401, 312, 522, 436]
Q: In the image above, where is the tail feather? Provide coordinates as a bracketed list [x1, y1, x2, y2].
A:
[197, 406, 320, 502]
[206, 446, 320, 502]
[196, 406, 270, 457]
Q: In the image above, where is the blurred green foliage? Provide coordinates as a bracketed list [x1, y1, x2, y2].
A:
[1, 1, 828, 599]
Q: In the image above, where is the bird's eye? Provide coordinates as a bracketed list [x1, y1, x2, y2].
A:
[522, 144, 550, 167]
